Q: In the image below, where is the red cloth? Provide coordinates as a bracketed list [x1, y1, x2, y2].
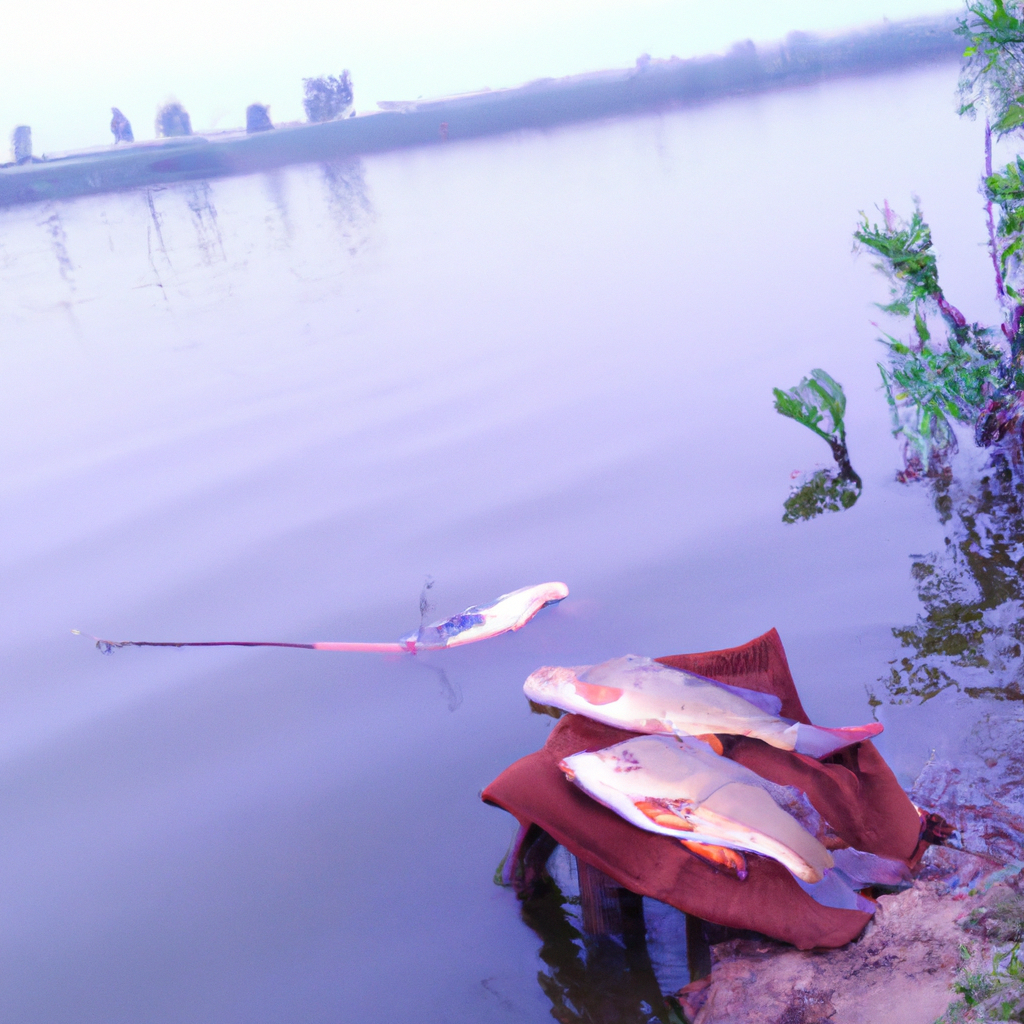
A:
[482, 628, 922, 950]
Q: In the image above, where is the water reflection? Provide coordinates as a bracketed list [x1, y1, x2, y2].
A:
[881, 458, 1024, 703]
[0, 64, 990, 1022]
[782, 467, 861, 525]
[320, 159, 373, 252]
[512, 832, 684, 1024]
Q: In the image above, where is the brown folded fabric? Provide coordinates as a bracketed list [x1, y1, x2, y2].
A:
[482, 628, 921, 950]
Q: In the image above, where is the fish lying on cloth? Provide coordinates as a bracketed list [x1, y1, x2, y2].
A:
[526, 654, 882, 757]
[559, 734, 834, 883]
[559, 734, 910, 910]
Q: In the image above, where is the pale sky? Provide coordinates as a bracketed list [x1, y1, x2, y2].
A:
[3, 1, 957, 156]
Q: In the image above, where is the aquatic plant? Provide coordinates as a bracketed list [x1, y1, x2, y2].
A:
[850, 2, 1024, 478]
[958, 0, 1024, 134]
[776, 2, 1024, 502]
[860, 3, 1024, 707]
[855, 205, 1003, 477]
[303, 73, 354, 123]
[773, 369, 862, 522]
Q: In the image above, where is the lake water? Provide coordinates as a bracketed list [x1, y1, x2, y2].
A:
[0, 61, 1011, 1022]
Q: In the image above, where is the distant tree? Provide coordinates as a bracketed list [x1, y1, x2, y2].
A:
[110, 107, 134, 143]
[156, 102, 192, 138]
[303, 72, 353, 122]
[246, 104, 274, 133]
[10, 125, 31, 163]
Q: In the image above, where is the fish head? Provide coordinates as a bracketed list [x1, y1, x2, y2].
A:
[523, 664, 626, 714]
[479, 581, 569, 633]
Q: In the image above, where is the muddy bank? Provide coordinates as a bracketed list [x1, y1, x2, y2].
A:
[680, 709, 1024, 1024]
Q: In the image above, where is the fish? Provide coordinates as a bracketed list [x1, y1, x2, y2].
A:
[400, 581, 569, 650]
[559, 734, 834, 883]
[525, 654, 882, 757]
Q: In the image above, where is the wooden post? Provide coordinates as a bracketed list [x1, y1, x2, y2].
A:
[576, 857, 624, 936]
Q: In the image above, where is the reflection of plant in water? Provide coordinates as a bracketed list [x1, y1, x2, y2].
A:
[773, 369, 862, 522]
[880, 461, 1024, 703]
[780, 469, 861, 525]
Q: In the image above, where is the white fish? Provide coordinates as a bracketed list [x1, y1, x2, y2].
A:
[559, 734, 834, 883]
[401, 581, 569, 650]
[525, 654, 882, 757]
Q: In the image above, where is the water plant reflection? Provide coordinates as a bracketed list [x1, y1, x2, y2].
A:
[880, 459, 1024, 704]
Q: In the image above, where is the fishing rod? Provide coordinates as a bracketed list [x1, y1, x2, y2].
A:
[75, 581, 569, 655]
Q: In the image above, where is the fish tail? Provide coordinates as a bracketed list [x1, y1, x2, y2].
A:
[793, 721, 884, 758]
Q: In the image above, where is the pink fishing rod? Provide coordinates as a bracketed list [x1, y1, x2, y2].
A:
[77, 581, 569, 655]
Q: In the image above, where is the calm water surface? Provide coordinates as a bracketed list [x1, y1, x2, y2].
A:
[0, 63, 1007, 1022]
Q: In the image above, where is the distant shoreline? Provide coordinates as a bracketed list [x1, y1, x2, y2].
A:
[0, 14, 961, 210]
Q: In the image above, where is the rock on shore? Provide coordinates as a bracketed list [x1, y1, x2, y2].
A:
[690, 882, 978, 1024]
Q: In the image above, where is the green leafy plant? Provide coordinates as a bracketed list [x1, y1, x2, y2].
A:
[940, 942, 1024, 1022]
[845, 2, 1024, 480]
[958, 0, 1024, 134]
[965, 891, 1024, 944]
[773, 369, 862, 522]
[855, 203, 1004, 477]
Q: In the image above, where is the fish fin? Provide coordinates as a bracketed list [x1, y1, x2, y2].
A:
[831, 847, 913, 889]
[679, 840, 748, 880]
[695, 734, 724, 755]
[794, 868, 876, 912]
[634, 799, 694, 831]
[793, 721, 884, 758]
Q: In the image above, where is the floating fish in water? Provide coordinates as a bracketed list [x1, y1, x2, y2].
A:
[400, 582, 569, 650]
[559, 734, 834, 883]
[79, 581, 569, 655]
[526, 654, 882, 757]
